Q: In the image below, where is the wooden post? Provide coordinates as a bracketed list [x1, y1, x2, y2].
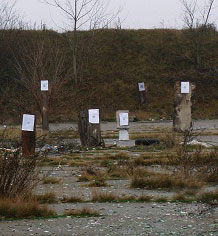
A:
[138, 82, 148, 105]
[42, 91, 49, 131]
[173, 81, 195, 132]
[78, 111, 89, 146]
[22, 114, 36, 157]
[78, 110, 102, 147]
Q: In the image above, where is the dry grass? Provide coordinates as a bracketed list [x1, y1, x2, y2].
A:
[88, 177, 108, 187]
[91, 190, 152, 203]
[92, 190, 117, 202]
[160, 132, 179, 149]
[0, 198, 56, 219]
[171, 193, 195, 203]
[197, 190, 218, 204]
[42, 177, 62, 185]
[64, 207, 99, 217]
[131, 173, 204, 190]
[35, 192, 58, 204]
[61, 195, 84, 203]
[103, 152, 130, 161]
[77, 173, 93, 182]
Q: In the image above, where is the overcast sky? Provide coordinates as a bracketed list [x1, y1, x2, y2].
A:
[15, 0, 218, 30]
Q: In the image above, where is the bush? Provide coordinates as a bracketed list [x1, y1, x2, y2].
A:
[0, 149, 39, 198]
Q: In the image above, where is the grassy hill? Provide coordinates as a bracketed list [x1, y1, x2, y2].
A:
[1, 26, 218, 123]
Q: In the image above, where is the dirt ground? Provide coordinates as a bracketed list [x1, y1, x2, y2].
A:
[0, 120, 218, 236]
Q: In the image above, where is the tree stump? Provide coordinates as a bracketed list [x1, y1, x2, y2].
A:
[173, 81, 195, 132]
[78, 111, 102, 147]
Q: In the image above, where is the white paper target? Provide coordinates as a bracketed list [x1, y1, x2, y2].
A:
[138, 82, 145, 91]
[22, 114, 35, 131]
[119, 113, 129, 126]
[181, 82, 190, 94]
[88, 109, 99, 124]
[41, 80, 49, 91]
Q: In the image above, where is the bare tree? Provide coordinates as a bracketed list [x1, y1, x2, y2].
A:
[181, 0, 216, 29]
[43, 0, 120, 83]
[13, 40, 71, 118]
[0, 0, 19, 29]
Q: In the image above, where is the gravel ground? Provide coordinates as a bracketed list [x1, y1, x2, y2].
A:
[0, 121, 218, 235]
[0, 202, 217, 236]
[1, 166, 216, 236]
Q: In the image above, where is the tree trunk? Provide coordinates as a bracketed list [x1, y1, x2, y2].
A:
[78, 111, 102, 147]
[42, 91, 49, 132]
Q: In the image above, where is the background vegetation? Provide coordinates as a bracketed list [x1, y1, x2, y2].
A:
[1, 25, 218, 123]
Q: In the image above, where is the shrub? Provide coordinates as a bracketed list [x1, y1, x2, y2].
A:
[0, 149, 39, 198]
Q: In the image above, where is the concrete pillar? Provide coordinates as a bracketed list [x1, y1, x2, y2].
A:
[173, 81, 195, 132]
[116, 110, 129, 146]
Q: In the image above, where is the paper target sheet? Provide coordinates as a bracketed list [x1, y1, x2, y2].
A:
[138, 82, 145, 91]
[22, 114, 35, 132]
[119, 113, 129, 126]
[181, 82, 190, 94]
[88, 109, 99, 124]
[41, 80, 49, 91]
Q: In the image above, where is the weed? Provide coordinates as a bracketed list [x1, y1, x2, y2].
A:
[42, 177, 62, 184]
[171, 193, 195, 203]
[88, 177, 108, 187]
[0, 198, 56, 219]
[131, 174, 203, 190]
[64, 207, 99, 217]
[155, 197, 168, 203]
[197, 190, 218, 204]
[137, 195, 153, 202]
[61, 195, 84, 203]
[35, 192, 58, 204]
[92, 190, 117, 202]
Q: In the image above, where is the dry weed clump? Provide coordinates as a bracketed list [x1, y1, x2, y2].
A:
[0, 149, 39, 198]
[88, 176, 108, 187]
[171, 193, 195, 203]
[160, 131, 179, 148]
[131, 173, 204, 190]
[197, 190, 218, 204]
[61, 195, 84, 203]
[64, 207, 99, 217]
[168, 148, 218, 182]
[92, 189, 117, 202]
[35, 192, 58, 204]
[91, 189, 153, 203]
[77, 167, 106, 182]
[42, 177, 62, 184]
[0, 198, 56, 219]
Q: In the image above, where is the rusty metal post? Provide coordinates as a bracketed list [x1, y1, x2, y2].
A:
[22, 114, 36, 157]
